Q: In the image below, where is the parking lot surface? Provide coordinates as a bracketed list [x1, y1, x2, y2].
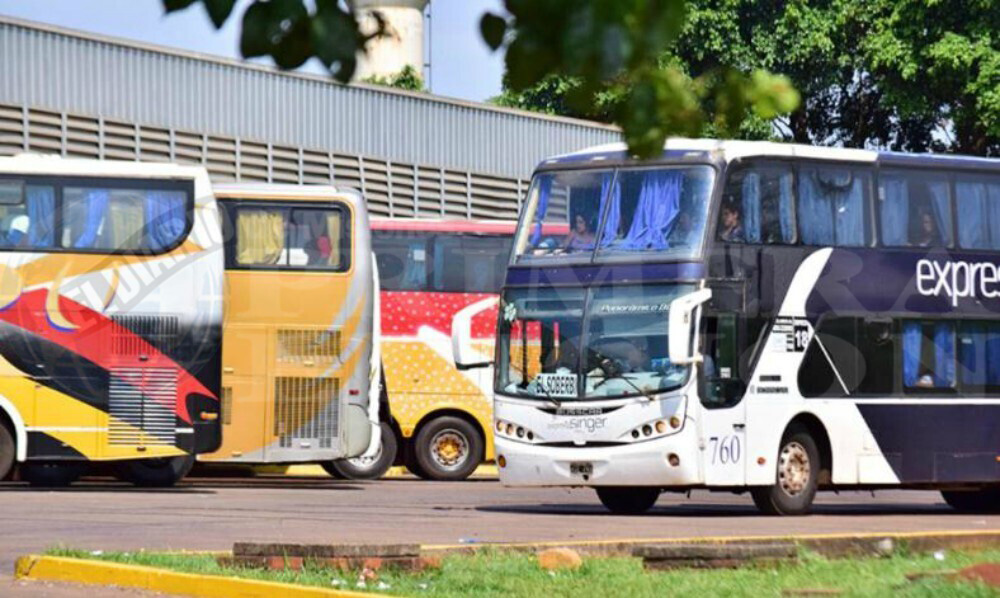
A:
[3, 475, 999, 594]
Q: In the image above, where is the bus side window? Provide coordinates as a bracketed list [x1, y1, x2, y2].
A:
[879, 169, 952, 248]
[701, 314, 744, 406]
[720, 164, 795, 245]
[798, 165, 872, 247]
[957, 322, 1000, 394]
[955, 174, 1000, 250]
[902, 320, 956, 392]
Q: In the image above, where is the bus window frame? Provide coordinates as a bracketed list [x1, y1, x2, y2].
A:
[0, 174, 194, 256]
[873, 165, 957, 251]
[220, 198, 353, 273]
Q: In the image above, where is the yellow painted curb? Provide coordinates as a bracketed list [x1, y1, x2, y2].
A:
[257, 464, 499, 478]
[15, 555, 379, 598]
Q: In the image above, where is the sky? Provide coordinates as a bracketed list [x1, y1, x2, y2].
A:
[0, 0, 507, 102]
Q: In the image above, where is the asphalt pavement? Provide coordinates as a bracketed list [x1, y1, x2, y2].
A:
[3, 475, 999, 595]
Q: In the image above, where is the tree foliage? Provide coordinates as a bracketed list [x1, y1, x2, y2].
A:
[362, 65, 425, 92]
[496, 0, 999, 156]
[163, 0, 799, 160]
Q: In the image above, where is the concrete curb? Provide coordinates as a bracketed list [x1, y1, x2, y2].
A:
[424, 529, 1000, 557]
[14, 555, 379, 598]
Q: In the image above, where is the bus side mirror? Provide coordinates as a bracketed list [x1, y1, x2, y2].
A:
[452, 297, 500, 370]
[669, 289, 713, 365]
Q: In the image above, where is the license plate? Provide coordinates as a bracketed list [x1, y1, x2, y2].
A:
[570, 462, 593, 476]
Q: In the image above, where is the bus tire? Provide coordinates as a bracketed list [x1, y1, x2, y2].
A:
[0, 423, 14, 481]
[751, 428, 820, 516]
[322, 422, 398, 480]
[941, 489, 1000, 513]
[113, 455, 194, 487]
[596, 487, 660, 514]
[20, 461, 87, 487]
[413, 416, 483, 481]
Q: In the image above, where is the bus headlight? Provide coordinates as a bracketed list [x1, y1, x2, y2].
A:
[495, 420, 536, 442]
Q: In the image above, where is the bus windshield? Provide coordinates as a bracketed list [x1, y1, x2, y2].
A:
[497, 284, 694, 400]
[512, 166, 715, 262]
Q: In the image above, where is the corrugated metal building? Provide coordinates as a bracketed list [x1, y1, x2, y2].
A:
[0, 16, 620, 219]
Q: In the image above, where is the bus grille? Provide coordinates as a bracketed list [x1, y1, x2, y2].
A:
[273, 377, 339, 449]
[108, 367, 178, 446]
[111, 315, 181, 357]
[276, 329, 341, 364]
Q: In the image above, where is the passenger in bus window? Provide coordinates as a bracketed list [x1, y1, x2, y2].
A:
[913, 210, 943, 247]
[5, 213, 28, 246]
[719, 203, 745, 243]
[562, 213, 596, 252]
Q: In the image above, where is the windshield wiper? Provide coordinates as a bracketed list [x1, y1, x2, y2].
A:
[592, 354, 656, 401]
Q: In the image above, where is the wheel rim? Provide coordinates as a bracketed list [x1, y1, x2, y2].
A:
[429, 429, 469, 471]
[347, 443, 383, 469]
[778, 441, 811, 497]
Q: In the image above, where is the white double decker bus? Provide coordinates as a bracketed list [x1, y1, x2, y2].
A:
[455, 140, 1000, 515]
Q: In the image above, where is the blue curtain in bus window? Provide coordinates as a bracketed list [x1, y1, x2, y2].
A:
[933, 322, 955, 388]
[798, 172, 834, 245]
[779, 172, 795, 242]
[987, 325, 1000, 386]
[73, 189, 109, 249]
[902, 321, 922, 387]
[880, 176, 909, 246]
[956, 180, 988, 249]
[529, 176, 553, 246]
[598, 173, 620, 248]
[958, 323, 985, 387]
[833, 177, 865, 246]
[741, 173, 761, 243]
[25, 186, 54, 247]
[988, 182, 1000, 250]
[619, 170, 682, 250]
[928, 181, 951, 246]
[146, 191, 186, 251]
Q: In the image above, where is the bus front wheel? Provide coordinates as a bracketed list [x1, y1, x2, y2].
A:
[941, 489, 1000, 513]
[322, 422, 398, 480]
[413, 416, 483, 481]
[20, 462, 87, 487]
[113, 455, 194, 487]
[751, 428, 820, 516]
[596, 487, 660, 514]
[0, 424, 14, 481]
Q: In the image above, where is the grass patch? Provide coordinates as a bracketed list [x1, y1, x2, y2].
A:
[45, 545, 1000, 597]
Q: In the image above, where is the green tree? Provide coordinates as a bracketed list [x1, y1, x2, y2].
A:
[362, 65, 425, 92]
[495, 0, 999, 156]
[162, 0, 799, 160]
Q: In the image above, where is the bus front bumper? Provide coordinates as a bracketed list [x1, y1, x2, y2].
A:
[494, 433, 702, 487]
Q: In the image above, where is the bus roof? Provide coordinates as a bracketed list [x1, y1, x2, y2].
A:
[370, 218, 518, 234]
[540, 139, 999, 172]
[0, 152, 209, 179]
[211, 182, 363, 207]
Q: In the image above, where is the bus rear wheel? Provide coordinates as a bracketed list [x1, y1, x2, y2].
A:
[596, 487, 660, 514]
[322, 422, 398, 480]
[113, 455, 194, 487]
[0, 424, 14, 481]
[413, 416, 483, 481]
[751, 429, 820, 516]
[942, 489, 1000, 513]
[20, 461, 87, 487]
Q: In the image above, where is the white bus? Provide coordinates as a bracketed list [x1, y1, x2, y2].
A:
[455, 140, 1000, 515]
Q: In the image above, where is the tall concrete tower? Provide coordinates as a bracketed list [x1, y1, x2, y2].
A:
[353, 0, 429, 81]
